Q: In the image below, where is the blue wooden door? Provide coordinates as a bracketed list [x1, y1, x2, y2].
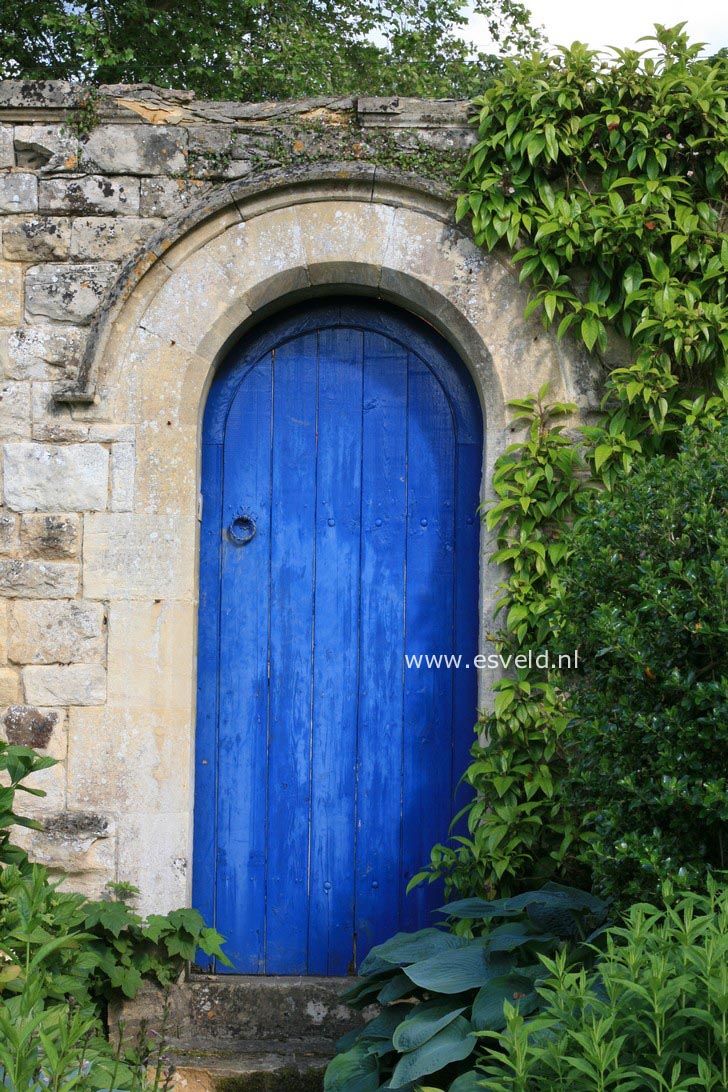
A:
[193, 300, 482, 974]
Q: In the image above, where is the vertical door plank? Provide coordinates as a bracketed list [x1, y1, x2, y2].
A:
[216, 359, 273, 973]
[265, 334, 318, 974]
[400, 360, 456, 931]
[355, 331, 408, 960]
[308, 327, 363, 975]
[452, 442, 482, 820]
[192, 440, 223, 967]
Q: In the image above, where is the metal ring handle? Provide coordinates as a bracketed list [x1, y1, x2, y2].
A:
[227, 514, 256, 545]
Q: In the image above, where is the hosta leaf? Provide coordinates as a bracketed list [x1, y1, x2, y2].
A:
[392, 999, 468, 1053]
[359, 1005, 412, 1043]
[360, 929, 467, 975]
[389, 1017, 475, 1088]
[324, 1044, 379, 1092]
[448, 1073, 485, 1092]
[471, 973, 539, 1031]
[378, 972, 417, 1004]
[405, 943, 511, 993]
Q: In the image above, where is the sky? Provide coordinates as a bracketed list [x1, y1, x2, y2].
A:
[467, 0, 727, 55]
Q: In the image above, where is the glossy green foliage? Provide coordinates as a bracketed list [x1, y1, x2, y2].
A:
[459, 26, 727, 402]
[414, 387, 588, 900]
[476, 879, 728, 1091]
[554, 420, 728, 904]
[0, 0, 541, 100]
[414, 27, 728, 906]
[325, 883, 608, 1092]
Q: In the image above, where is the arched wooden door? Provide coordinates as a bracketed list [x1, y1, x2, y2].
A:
[193, 300, 482, 974]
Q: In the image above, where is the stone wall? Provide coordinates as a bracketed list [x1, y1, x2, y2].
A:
[0, 81, 598, 908]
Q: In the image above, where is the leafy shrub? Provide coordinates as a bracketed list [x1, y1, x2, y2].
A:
[324, 883, 608, 1092]
[414, 388, 588, 902]
[475, 879, 728, 1091]
[555, 420, 728, 903]
[458, 24, 728, 466]
[0, 740, 229, 1087]
[0, 994, 172, 1092]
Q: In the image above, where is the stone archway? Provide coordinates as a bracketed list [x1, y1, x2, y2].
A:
[60, 168, 597, 912]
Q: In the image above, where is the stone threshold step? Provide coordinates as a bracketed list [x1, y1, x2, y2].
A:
[111, 975, 365, 1051]
[167, 1052, 327, 1092]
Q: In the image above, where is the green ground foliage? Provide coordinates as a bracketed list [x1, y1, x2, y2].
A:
[325, 884, 608, 1091]
[476, 880, 728, 1091]
[0, 742, 228, 1089]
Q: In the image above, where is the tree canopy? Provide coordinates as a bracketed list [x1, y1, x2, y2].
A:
[0, 0, 542, 99]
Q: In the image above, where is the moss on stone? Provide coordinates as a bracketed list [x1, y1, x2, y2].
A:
[216, 1066, 325, 1092]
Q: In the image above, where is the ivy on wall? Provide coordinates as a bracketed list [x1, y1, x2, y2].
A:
[415, 24, 728, 902]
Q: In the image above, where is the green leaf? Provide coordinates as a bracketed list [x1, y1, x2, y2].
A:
[324, 1045, 379, 1092]
[647, 251, 669, 282]
[392, 999, 468, 1052]
[389, 1017, 475, 1088]
[526, 134, 546, 164]
[448, 1074, 487, 1092]
[543, 123, 558, 161]
[594, 444, 613, 473]
[471, 973, 539, 1030]
[405, 943, 509, 993]
[581, 314, 601, 352]
[360, 929, 467, 974]
[493, 688, 515, 718]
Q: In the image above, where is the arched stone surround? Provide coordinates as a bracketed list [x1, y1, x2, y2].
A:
[14, 167, 599, 911]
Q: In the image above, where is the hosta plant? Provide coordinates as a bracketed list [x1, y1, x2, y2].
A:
[324, 883, 608, 1092]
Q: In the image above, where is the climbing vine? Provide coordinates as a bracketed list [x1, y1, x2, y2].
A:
[415, 25, 728, 901]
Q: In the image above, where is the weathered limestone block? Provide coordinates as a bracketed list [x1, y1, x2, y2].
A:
[30, 382, 90, 443]
[9, 599, 104, 664]
[22, 664, 106, 706]
[38, 176, 140, 216]
[16, 756, 67, 815]
[3, 704, 60, 750]
[0, 512, 18, 554]
[107, 600, 194, 721]
[0, 262, 22, 324]
[0, 325, 86, 381]
[0, 559, 78, 598]
[0, 598, 6, 661]
[0, 381, 31, 440]
[25, 263, 117, 324]
[83, 513, 196, 600]
[0, 666, 20, 704]
[13, 124, 78, 170]
[117, 811, 188, 915]
[68, 705, 190, 815]
[15, 123, 188, 175]
[84, 125, 188, 175]
[0, 174, 37, 214]
[139, 176, 212, 217]
[87, 423, 134, 443]
[3, 442, 109, 511]
[15, 812, 116, 899]
[187, 124, 235, 156]
[20, 512, 80, 558]
[0, 125, 13, 168]
[70, 216, 161, 261]
[109, 442, 134, 511]
[0, 81, 79, 109]
[2, 217, 71, 261]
